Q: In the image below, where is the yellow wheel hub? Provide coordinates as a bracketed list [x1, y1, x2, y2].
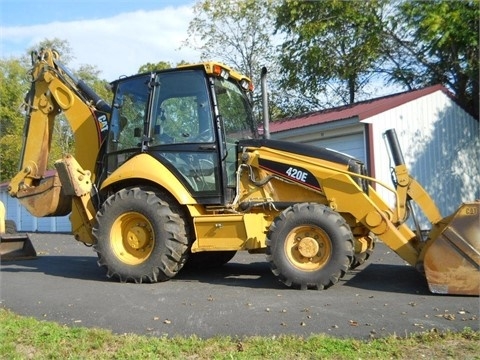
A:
[297, 236, 320, 258]
[285, 226, 331, 271]
[111, 212, 154, 265]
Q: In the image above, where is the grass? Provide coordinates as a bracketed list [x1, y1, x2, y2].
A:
[1, 308, 479, 359]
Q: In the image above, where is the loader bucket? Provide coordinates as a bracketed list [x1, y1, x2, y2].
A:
[422, 202, 480, 296]
[0, 233, 37, 261]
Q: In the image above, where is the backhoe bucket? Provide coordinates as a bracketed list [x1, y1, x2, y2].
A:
[422, 202, 480, 296]
[0, 233, 37, 260]
[0, 202, 37, 260]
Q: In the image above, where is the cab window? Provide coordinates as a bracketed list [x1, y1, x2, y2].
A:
[214, 77, 256, 141]
[108, 74, 150, 152]
[214, 77, 256, 187]
[149, 70, 214, 145]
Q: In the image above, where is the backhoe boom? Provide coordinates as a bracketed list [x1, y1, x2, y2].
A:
[7, 49, 110, 243]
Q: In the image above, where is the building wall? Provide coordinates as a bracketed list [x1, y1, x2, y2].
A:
[362, 91, 480, 226]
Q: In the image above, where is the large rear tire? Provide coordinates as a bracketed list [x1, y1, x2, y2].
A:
[266, 203, 354, 290]
[93, 187, 189, 283]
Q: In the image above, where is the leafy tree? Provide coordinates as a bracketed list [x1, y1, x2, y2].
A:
[25, 37, 74, 64]
[186, 0, 277, 79]
[0, 58, 29, 181]
[383, 0, 479, 118]
[138, 61, 174, 73]
[275, 0, 387, 108]
[274, 0, 479, 118]
[137, 60, 193, 74]
[184, 0, 282, 121]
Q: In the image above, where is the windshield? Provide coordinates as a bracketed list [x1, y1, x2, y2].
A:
[214, 77, 257, 141]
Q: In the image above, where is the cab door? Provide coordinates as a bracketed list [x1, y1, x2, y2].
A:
[211, 76, 257, 204]
[147, 69, 222, 204]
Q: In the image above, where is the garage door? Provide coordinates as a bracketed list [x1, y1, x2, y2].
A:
[306, 133, 366, 164]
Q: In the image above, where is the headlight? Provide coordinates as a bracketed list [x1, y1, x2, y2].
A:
[212, 64, 230, 80]
[240, 79, 254, 91]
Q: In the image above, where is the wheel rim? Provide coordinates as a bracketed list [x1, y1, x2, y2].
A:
[110, 212, 155, 265]
[284, 225, 332, 271]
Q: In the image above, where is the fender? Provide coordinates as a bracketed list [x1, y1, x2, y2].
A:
[100, 153, 195, 205]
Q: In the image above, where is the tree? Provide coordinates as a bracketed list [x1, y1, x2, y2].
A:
[138, 61, 174, 73]
[25, 37, 74, 64]
[137, 60, 193, 74]
[0, 58, 29, 181]
[274, 0, 479, 118]
[383, 0, 479, 118]
[275, 0, 387, 108]
[184, 0, 282, 120]
[186, 0, 277, 79]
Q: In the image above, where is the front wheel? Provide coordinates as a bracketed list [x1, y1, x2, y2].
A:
[93, 187, 189, 283]
[266, 203, 354, 290]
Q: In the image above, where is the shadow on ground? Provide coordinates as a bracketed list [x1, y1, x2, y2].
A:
[344, 263, 431, 295]
[1, 255, 104, 281]
[1, 254, 430, 294]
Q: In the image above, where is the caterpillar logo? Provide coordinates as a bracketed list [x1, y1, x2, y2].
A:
[98, 114, 108, 132]
[465, 206, 478, 216]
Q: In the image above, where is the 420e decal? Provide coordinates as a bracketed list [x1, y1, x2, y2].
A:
[258, 159, 321, 191]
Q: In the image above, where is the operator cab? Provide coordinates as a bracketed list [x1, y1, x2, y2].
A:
[104, 63, 256, 205]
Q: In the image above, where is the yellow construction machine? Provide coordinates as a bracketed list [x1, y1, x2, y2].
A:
[1, 49, 478, 295]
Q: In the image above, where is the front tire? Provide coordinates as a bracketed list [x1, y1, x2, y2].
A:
[93, 187, 189, 283]
[266, 203, 354, 290]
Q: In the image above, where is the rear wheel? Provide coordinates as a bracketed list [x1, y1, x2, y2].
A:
[266, 203, 354, 290]
[93, 187, 189, 283]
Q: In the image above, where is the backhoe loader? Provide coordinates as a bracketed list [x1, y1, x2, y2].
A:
[1, 48, 478, 295]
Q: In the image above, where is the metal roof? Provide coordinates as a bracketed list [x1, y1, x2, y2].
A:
[270, 84, 450, 133]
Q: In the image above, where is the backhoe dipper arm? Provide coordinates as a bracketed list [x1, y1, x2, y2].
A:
[8, 49, 110, 241]
[9, 49, 109, 196]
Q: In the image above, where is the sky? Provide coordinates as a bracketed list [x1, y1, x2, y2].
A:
[0, 0, 201, 80]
